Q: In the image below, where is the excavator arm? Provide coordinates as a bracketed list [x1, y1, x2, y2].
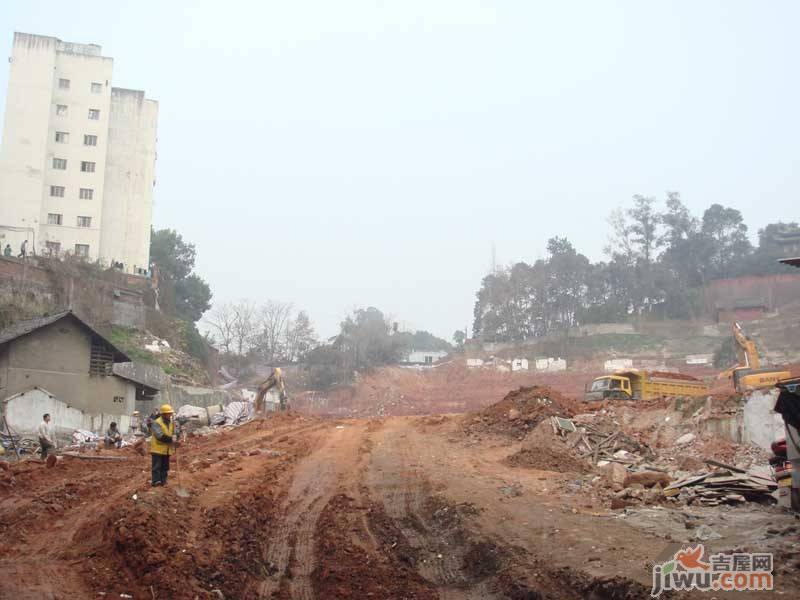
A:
[731, 321, 761, 369]
[254, 368, 288, 414]
[720, 322, 789, 392]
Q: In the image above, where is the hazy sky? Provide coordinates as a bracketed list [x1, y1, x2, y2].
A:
[1, 1, 798, 340]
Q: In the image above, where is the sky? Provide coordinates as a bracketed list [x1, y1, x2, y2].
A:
[1, 1, 799, 341]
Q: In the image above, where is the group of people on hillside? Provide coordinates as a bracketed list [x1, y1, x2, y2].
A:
[2, 240, 28, 258]
[36, 403, 180, 487]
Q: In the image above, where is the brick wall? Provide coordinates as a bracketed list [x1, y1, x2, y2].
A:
[704, 274, 800, 318]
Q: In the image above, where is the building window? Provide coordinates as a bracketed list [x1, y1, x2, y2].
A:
[47, 213, 63, 225]
[88, 109, 100, 120]
[77, 216, 92, 228]
[84, 134, 98, 146]
[55, 131, 69, 143]
[52, 158, 67, 170]
[81, 161, 96, 173]
[56, 104, 68, 116]
[58, 78, 70, 90]
[74, 244, 89, 258]
[45, 241, 61, 256]
[50, 185, 65, 197]
[91, 82, 102, 93]
[89, 338, 113, 376]
[79, 188, 94, 200]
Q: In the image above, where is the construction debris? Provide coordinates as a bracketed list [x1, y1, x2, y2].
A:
[565, 417, 655, 466]
[663, 468, 777, 506]
[464, 386, 576, 438]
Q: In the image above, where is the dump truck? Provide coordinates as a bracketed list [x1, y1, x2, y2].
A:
[584, 369, 709, 402]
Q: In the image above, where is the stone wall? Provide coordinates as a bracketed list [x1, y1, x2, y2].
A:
[0, 256, 145, 329]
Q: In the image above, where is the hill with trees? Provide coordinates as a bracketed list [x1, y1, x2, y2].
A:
[473, 193, 799, 343]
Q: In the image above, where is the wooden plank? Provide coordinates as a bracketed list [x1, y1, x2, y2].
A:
[704, 459, 747, 473]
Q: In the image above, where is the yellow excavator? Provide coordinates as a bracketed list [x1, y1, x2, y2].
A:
[719, 321, 791, 392]
[254, 367, 289, 414]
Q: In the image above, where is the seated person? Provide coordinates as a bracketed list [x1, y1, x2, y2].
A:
[105, 422, 123, 448]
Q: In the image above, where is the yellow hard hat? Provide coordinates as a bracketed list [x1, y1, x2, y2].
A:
[159, 403, 174, 414]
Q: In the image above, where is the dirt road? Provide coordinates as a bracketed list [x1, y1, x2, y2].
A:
[0, 412, 795, 599]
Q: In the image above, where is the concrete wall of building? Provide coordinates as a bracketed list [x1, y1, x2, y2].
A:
[0, 33, 57, 252]
[4, 386, 134, 439]
[38, 41, 113, 262]
[0, 318, 135, 416]
[100, 89, 158, 275]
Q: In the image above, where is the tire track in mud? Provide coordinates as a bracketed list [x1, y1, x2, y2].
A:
[362, 418, 652, 600]
[364, 422, 499, 600]
[258, 422, 367, 599]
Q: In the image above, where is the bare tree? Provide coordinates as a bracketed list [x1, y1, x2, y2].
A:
[283, 310, 316, 362]
[254, 301, 293, 362]
[231, 300, 257, 355]
[204, 302, 237, 354]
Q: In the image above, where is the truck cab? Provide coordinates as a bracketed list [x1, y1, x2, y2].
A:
[584, 375, 632, 401]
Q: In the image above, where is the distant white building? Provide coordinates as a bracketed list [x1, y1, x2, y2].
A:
[685, 354, 712, 365]
[534, 357, 567, 372]
[405, 350, 448, 365]
[511, 358, 529, 371]
[0, 32, 158, 275]
[604, 358, 634, 372]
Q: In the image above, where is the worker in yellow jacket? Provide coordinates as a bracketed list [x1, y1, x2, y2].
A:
[150, 404, 176, 487]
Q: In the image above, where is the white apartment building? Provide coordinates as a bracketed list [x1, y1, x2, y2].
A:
[0, 32, 158, 275]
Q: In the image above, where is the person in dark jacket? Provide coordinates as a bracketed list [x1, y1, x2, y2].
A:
[105, 422, 122, 448]
[149, 404, 176, 486]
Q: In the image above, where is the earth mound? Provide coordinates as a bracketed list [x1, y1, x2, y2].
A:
[464, 385, 576, 438]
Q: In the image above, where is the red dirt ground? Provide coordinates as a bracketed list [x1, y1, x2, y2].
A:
[1, 367, 796, 599]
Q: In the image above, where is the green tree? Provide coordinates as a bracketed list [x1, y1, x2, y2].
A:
[150, 228, 197, 281]
[743, 222, 800, 275]
[658, 193, 705, 317]
[150, 228, 212, 323]
[336, 307, 406, 370]
[700, 204, 752, 279]
[452, 330, 466, 348]
[175, 273, 212, 322]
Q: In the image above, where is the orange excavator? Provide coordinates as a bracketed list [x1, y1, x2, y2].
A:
[719, 322, 790, 393]
[254, 367, 289, 414]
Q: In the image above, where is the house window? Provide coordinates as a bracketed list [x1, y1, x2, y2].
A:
[58, 78, 70, 90]
[52, 157, 67, 170]
[50, 186, 65, 197]
[56, 104, 68, 116]
[55, 131, 69, 143]
[81, 161, 96, 173]
[91, 82, 102, 93]
[47, 213, 63, 225]
[77, 216, 91, 228]
[89, 338, 113, 376]
[84, 135, 97, 146]
[74, 244, 89, 258]
[88, 109, 100, 120]
[45, 241, 61, 256]
[79, 188, 94, 200]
